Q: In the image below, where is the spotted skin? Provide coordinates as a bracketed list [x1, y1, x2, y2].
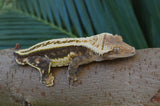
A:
[26, 56, 54, 86]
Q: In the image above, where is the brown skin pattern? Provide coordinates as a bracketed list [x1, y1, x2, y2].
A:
[14, 33, 136, 87]
[14, 46, 96, 86]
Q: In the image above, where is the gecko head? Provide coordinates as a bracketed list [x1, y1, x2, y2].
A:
[102, 34, 136, 60]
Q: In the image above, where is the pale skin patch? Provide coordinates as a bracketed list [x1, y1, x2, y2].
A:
[41, 70, 44, 74]
[15, 59, 25, 65]
[35, 58, 40, 64]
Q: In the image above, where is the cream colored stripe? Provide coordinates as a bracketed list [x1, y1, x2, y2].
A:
[15, 33, 113, 56]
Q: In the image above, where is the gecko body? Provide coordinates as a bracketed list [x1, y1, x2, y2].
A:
[14, 33, 135, 86]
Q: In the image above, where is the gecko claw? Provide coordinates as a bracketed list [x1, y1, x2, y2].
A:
[69, 78, 73, 86]
[68, 74, 78, 86]
[68, 75, 73, 85]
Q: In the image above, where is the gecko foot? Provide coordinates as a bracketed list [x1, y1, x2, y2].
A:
[67, 74, 78, 85]
[41, 73, 54, 87]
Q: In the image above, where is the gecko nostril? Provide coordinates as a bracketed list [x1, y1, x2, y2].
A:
[131, 48, 135, 54]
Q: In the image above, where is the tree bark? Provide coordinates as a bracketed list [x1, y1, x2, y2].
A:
[0, 48, 160, 105]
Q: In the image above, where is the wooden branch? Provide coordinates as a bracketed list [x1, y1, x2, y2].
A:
[0, 48, 160, 105]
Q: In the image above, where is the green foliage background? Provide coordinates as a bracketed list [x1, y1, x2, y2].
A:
[0, 0, 159, 49]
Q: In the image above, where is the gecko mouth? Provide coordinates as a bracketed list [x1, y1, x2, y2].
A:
[106, 49, 136, 60]
[109, 52, 136, 59]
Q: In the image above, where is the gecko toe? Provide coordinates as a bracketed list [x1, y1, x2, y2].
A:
[68, 75, 78, 86]
[68, 78, 74, 86]
[40, 74, 54, 87]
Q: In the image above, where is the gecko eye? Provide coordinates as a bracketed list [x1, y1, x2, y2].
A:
[113, 47, 121, 54]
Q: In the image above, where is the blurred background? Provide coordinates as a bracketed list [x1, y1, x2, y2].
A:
[0, 0, 160, 49]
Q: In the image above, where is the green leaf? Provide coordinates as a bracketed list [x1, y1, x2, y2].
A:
[74, 0, 94, 36]
[0, 0, 149, 49]
[132, 0, 160, 47]
[0, 11, 73, 49]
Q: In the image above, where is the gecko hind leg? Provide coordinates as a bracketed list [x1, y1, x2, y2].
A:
[67, 55, 93, 85]
[26, 56, 54, 87]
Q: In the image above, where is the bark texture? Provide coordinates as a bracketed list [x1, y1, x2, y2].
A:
[0, 48, 160, 105]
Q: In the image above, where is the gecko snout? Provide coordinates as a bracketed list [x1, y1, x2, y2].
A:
[131, 47, 136, 55]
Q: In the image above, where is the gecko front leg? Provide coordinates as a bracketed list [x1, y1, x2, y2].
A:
[26, 56, 54, 87]
[67, 54, 95, 85]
